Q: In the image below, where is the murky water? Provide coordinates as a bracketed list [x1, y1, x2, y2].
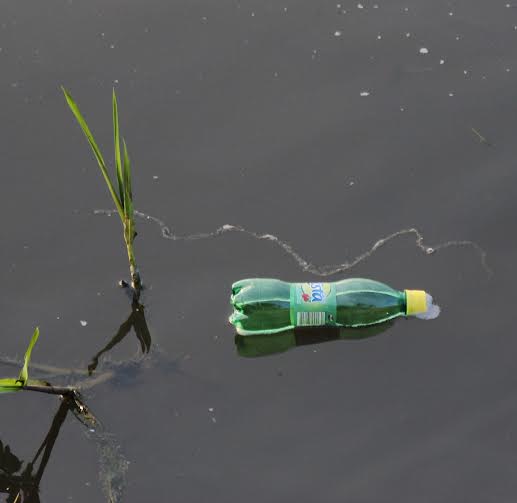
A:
[2, 1, 517, 501]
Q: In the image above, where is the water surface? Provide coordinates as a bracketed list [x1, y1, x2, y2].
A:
[1, 1, 517, 501]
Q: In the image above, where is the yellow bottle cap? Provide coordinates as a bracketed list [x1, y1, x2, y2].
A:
[405, 290, 427, 315]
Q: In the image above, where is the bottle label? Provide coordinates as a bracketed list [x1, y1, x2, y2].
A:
[290, 283, 337, 327]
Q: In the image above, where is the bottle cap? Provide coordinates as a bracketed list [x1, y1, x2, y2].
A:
[405, 290, 427, 315]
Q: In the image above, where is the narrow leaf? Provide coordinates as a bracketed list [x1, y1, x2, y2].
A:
[62, 87, 124, 221]
[0, 378, 22, 394]
[123, 139, 132, 200]
[112, 88, 124, 205]
[17, 327, 40, 385]
[122, 139, 133, 222]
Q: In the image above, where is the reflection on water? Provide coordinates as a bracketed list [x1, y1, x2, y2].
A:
[0, 392, 128, 503]
[235, 322, 395, 358]
[0, 299, 150, 503]
[88, 300, 151, 375]
[0, 397, 72, 503]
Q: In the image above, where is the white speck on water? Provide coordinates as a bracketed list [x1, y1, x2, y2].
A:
[455, 35, 461, 40]
[100, 32, 105, 38]
[404, 7, 409, 12]
[153, 175, 159, 180]
[405, 32, 411, 38]
[110, 44, 115, 49]
[377, 34, 382, 39]
[360, 91, 370, 97]
[357, 3, 364, 9]
[463, 69, 468, 75]
[89, 428, 95, 433]
[283, 6, 288, 12]
[201, 16, 208, 22]
[506, 67, 511, 72]
[449, 11, 454, 16]
[251, 11, 255, 17]
[208, 407, 214, 412]
[114, 79, 119, 84]
[273, 71, 279, 77]
[80, 320, 88, 327]
[211, 417, 217, 423]
[448, 92, 454, 97]
[506, 3, 511, 7]
[337, 3, 341, 7]
[440, 59, 445, 64]
[400, 107, 405, 111]
[373, 4, 379, 8]
[419, 47, 429, 54]
[57, 316, 60, 320]
[334, 30, 342, 37]
[349, 181, 355, 186]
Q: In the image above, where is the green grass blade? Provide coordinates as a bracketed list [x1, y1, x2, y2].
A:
[112, 88, 124, 205]
[62, 87, 124, 221]
[122, 138, 133, 222]
[123, 139, 132, 200]
[17, 327, 40, 385]
[0, 378, 22, 393]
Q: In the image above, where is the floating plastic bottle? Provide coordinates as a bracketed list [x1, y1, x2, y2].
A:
[230, 278, 439, 335]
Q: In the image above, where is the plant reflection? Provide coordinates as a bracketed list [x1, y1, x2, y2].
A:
[88, 300, 151, 375]
[235, 322, 395, 358]
[0, 396, 77, 503]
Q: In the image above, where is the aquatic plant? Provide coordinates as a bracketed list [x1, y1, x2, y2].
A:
[0, 327, 40, 393]
[62, 88, 142, 297]
[0, 328, 77, 396]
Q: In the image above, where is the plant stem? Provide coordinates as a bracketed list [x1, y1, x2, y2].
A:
[22, 384, 76, 396]
[124, 221, 141, 296]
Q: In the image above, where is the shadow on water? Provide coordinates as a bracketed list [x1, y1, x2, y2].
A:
[235, 322, 395, 358]
[88, 299, 151, 376]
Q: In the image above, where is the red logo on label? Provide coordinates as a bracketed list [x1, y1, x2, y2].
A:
[302, 293, 310, 302]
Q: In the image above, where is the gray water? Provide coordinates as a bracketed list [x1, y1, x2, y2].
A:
[1, 1, 517, 501]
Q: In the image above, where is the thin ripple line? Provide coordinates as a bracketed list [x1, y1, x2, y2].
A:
[94, 209, 492, 276]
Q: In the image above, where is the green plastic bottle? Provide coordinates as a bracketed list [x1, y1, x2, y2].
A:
[230, 278, 439, 335]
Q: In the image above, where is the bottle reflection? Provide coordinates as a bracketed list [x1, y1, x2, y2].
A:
[235, 322, 395, 358]
[88, 300, 151, 375]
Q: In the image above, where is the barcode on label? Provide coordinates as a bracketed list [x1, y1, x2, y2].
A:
[297, 312, 326, 326]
